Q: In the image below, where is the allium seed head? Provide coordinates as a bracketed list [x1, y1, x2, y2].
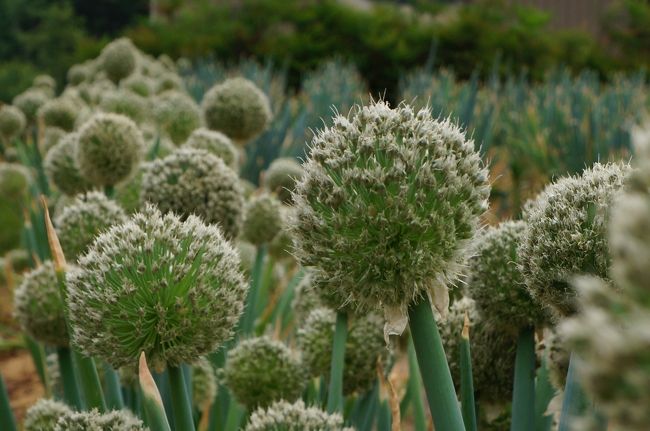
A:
[292, 101, 490, 328]
[291, 271, 324, 322]
[141, 148, 244, 239]
[120, 74, 154, 98]
[202, 77, 271, 142]
[38, 98, 78, 132]
[153, 90, 201, 145]
[184, 128, 238, 169]
[100, 38, 137, 83]
[54, 408, 146, 431]
[223, 336, 306, 409]
[14, 262, 68, 346]
[67, 64, 90, 86]
[43, 133, 94, 196]
[245, 400, 353, 431]
[66, 204, 248, 370]
[100, 90, 150, 124]
[263, 157, 303, 204]
[192, 356, 217, 408]
[241, 193, 283, 245]
[54, 192, 127, 260]
[268, 206, 296, 261]
[13, 89, 50, 122]
[24, 398, 72, 431]
[33, 75, 56, 94]
[520, 162, 631, 317]
[42, 127, 66, 154]
[76, 113, 145, 187]
[0, 105, 26, 142]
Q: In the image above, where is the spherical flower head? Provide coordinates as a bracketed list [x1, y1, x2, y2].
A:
[0, 105, 26, 142]
[236, 240, 257, 275]
[67, 63, 89, 86]
[44, 133, 94, 196]
[100, 90, 150, 124]
[466, 220, 548, 334]
[42, 127, 66, 154]
[33, 75, 56, 95]
[153, 90, 201, 145]
[438, 297, 516, 403]
[223, 336, 306, 409]
[76, 113, 145, 187]
[100, 38, 137, 83]
[54, 192, 128, 260]
[242, 193, 283, 245]
[13, 89, 50, 122]
[291, 271, 324, 322]
[0, 163, 31, 252]
[66, 204, 248, 370]
[14, 262, 69, 346]
[24, 398, 72, 431]
[184, 128, 239, 169]
[297, 308, 390, 395]
[121, 74, 154, 98]
[264, 157, 304, 204]
[292, 101, 490, 324]
[202, 77, 271, 142]
[245, 400, 353, 431]
[192, 356, 217, 408]
[141, 148, 244, 239]
[268, 206, 296, 261]
[520, 162, 631, 317]
[37, 98, 79, 132]
[155, 73, 185, 94]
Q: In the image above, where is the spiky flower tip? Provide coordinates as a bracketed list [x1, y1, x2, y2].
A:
[100, 90, 150, 124]
[223, 336, 306, 409]
[292, 101, 490, 326]
[13, 262, 68, 346]
[24, 398, 72, 431]
[0, 105, 26, 142]
[54, 191, 127, 260]
[76, 113, 145, 187]
[520, 162, 631, 317]
[37, 98, 78, 132]
[268, 206, 296, 261]
[184, 128, 239, 169]
[192, 356, 218, 408]
[100, 37, 137, 83]
[54, 408, 147, 431]
[245, 400, 353, 431]
[466, 220, 548, 334]
[153, 90, 201, 145]
[202, 77, 271, 142]
[43, 133, 93, 196]
[141, 148, 244, 239]
[13, 89, 50, 122]
[439, 297, 516, 403]
[241, 193, 283, 245]
[66, 204, 248, 370]
[121, 74, 154, 98]
[297, 308, 389, 395]
[264, 157, 304, 204]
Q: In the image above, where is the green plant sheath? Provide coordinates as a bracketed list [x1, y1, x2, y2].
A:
[511, 327, 536, 431]
[408, 337, 428, 431]
[168, 365, 196, 431]
[57, 346, 84, 410]
[408, 297, 466, 431]
[558, 354, 587, 431]
[326, 311, 348, 413]
[0, 374, 17, 431]
[103, 362, 124, 409]
[73, 351, 107, 412]
[460, 327, 477, 431]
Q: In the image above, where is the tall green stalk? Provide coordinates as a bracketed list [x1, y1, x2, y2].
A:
[103, 362, 124, 409]
[534, 356, 555, 431]
[240, 246, 266, 334]
[0, 374, 18, 431]
[326, 311, 347, 414]
[407, 337, 428, 431]
[511, 327, 536, 431]
[408, 297, 466, 431]
[459, 318, 477, 431]
[168, 365, 196, 431]
[558, 354, 587, 431]
[73, 352, 107, 412]
[57, 347, 84, 410]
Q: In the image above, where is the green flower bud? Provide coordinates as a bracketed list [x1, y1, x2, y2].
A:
[33, 75, 56, 95]
[242, 193, 283, 245]
[223, 336, 306, 409]
[192, 356, 217, 408]
[292, 101, 490, 327]
[0, 105, 26, 142]
[13, 89, 50, 122]
[466, 220, 548, 334]
[101, 38, 137, 83]
[153, 90, 201, 145]
[268, 206, 295, 261]
[38, 98, 79, 132]
[141, 148, 244, 239]
[0, 163, 31, 253]
[520, 162, 631, 317]
[44, 133, 94, 196]
[100, 90, 150, 124]
[202, 77, 271, 142]
[297, 308, 389, 395]
[121, 74, 154, 98]
[236, 240, 257, 275]
[184, 128, 238, 169]
[263, 157, 303, 204]
[76, 113, 145, 187]
[155, 73, 185, 94]
[67, 64, 90, 86]
[67, 205, 247, 370]
[245, 400, 352, 431]
[24, 398, 72, 431]
[54, 191, 127, 260]
[14, 262, 68, 346]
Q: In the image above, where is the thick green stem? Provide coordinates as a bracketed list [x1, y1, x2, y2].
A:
[558, 354, 587, 431]
[511, 327, 536, 431]
[326, 311, 348, 413]
[240, 246, 266, 334]
[534, 355, 555, 431]
[0, 374, 18, 431]
[73, 352, 107, 412]
[408, 297, 465, 431]
[407, 337, 428, 431]
[168, 365, 196, 431]
[57, 347, 84, 410]
[24, 336, 48, 392]
[460, 325, 477, 431]
[103, 362, 124, 410]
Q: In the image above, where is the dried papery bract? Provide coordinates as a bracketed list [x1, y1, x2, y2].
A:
[67, 204, 248, 371]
